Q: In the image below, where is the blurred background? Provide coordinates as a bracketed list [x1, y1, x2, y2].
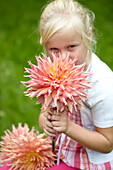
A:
[0, 0, 113, 139]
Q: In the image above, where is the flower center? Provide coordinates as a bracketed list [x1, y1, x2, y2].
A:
[26, 152, 43, 163]
[50, 67, 66, 81]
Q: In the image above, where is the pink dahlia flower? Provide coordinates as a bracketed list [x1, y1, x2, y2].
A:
[0, 123, 56, 170]
[22, 53, 91, 113]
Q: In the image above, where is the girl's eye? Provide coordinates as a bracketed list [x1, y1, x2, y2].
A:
[68, 45, 76, 49]
[50, 48, 59, 52]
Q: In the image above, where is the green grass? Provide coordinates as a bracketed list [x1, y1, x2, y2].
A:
[0, 0, 113, 139]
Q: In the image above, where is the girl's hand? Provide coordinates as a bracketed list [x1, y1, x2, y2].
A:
[43, 111, 57, 137]
[51, 110, 69, 134]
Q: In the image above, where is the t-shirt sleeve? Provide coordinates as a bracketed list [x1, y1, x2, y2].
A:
[89, 77, 113, 128]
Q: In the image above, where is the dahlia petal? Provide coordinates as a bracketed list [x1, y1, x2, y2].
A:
[67, 100, 73, 113]
[37, 87, 50, 97]
[36, 95, 44, 105]
[63, 90, 72, 99]
[44, 94, 52, 108]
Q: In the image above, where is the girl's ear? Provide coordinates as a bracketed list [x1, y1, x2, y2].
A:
[89, 27, 93, 38]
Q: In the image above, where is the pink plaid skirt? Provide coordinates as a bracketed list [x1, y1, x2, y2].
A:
[1, 160, 113, 170]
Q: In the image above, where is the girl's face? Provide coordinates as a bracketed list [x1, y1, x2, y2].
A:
[45, 26, 90, 68]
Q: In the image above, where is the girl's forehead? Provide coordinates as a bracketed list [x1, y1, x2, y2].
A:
[46, 26, 82, 47]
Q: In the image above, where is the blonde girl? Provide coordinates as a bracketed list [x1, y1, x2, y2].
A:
[39, 0, 113, 169]
[1, 0, 113, 170]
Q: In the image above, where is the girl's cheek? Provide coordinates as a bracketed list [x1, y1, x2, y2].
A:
[69, 51, 79, 60]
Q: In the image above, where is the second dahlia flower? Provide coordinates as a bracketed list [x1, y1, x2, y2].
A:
[22, 53, 91, 113]
[0, 123, 56, 170]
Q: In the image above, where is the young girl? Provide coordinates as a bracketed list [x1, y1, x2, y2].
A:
[39, 0, 113, 169]
[1, 0, 113, 170]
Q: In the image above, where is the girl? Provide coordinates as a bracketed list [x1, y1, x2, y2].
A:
[39, 0, 113, 169]
[1, 0, 113, 169]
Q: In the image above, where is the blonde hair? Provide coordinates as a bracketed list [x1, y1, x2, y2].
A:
[39, 0, 96, 51]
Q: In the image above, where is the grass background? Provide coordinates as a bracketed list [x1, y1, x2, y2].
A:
[0, 0, 113, 139]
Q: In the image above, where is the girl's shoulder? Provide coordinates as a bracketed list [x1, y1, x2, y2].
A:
[87, 53, 113, 97]
[87, 53, 113, 100]
[89, 53, 113, 81]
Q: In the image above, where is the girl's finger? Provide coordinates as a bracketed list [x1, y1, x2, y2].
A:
[51, 120, 59, 127]
[46, 126, 57, 134]
[45, 120, 53, 128]
[44, 120, 56, 132]
[44, 112, 52, 120]
[44, 127, 56, 137]
[53, 126, 63, 133]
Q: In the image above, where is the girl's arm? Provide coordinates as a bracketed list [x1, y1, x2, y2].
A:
[50, 111, 113, 153]
[66, 120, 113, 153]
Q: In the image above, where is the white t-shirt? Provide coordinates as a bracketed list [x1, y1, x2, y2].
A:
[81, 53, 113, 164]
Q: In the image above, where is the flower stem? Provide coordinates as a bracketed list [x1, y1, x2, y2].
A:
[52, 137, 56, 153]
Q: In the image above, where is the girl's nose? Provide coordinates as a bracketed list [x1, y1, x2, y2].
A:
[60, 50, 68, 60]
